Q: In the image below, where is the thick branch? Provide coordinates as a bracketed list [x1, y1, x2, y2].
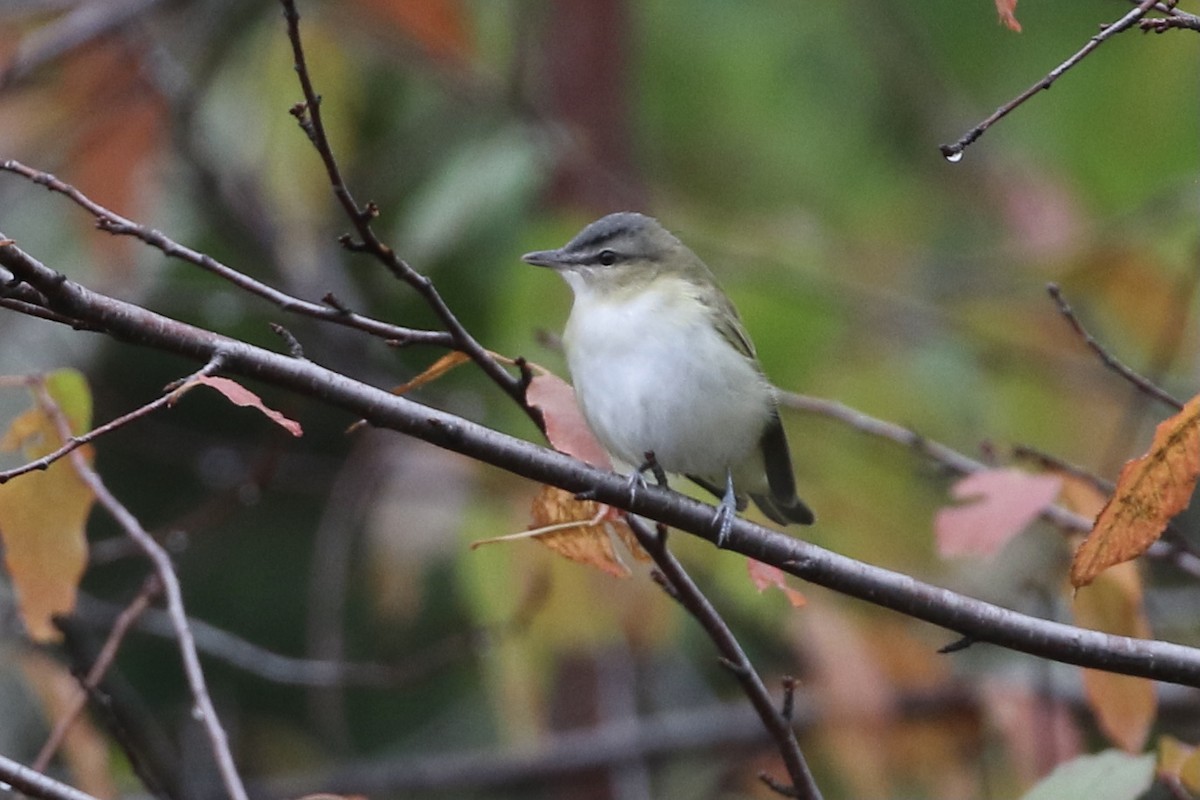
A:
[4, 237, 1200, 686]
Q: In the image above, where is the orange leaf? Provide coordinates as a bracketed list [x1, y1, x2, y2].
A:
[747, 558, 806, 607]
[934, 469, 1061, 558]
[1071, 394, 1200, 588]
[472, 486, 638, 577]
[176, 375, 303, 437]
[351, 0, 472, 64]
[995, 0, 1022, 32]
[0, 370, 95, 642]
[1072, 561, 1156, 752]
[390, 351, 470, 395]
[526, 373, 611, 468]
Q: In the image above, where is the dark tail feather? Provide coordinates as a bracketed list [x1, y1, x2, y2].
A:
[757, 410, 815, 526]
[750, 492, 815, 526]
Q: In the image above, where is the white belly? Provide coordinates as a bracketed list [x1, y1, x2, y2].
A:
[562, 279, 773, 490]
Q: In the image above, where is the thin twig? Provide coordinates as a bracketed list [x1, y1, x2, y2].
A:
[33, 575, 162, 771]
[32, 382, 249, 800]
[276, 0, 545, 431]
[1136, 0, 1200, 32]
[1047, 282, 1184, 410]
[779, 391, 1200, 578]
[0, 160, 448, 348]
[628, 515, 822, 800]
[0, 356, 225, 484]
[939, 0, 1160, 161]
[0, 753, 103, 800]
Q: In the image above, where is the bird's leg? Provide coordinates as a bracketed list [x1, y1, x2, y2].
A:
[639, 451, 669, 488]
[714, 468, 737, 547]
[625, 451, 667, 506]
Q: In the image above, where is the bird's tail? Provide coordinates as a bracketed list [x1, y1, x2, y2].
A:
[750, 492, 815, 526]
[756, 410, 816, 526]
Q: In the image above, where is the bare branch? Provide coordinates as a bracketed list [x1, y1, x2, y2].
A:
[0, 356, 224, 484]
[0, 753, 103, 800]
[276, 0, 545, 430]
[4, 237, 1200, 686]
[33, 576, 161, 771]
[1047, 282, 1183, 410]
[940, 0, 1159, 161]
[0, 159, 449, 347]
[30, 378, 248, 800]
[630, 517, 821, 799]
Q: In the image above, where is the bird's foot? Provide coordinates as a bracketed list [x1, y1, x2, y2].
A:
[713, 469, 738, 548]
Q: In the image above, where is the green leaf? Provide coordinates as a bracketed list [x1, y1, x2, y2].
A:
[1020, 750, 1155, 800]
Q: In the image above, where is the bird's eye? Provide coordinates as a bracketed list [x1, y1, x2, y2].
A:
[597, 249, 618, 266]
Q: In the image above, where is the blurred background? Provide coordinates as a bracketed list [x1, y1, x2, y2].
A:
[0, 1, 1198, 798]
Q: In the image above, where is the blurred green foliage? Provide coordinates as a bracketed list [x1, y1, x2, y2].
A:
[1, 0, 1198, 797]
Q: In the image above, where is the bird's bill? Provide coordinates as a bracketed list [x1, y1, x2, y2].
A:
[521, 249, 569, 268]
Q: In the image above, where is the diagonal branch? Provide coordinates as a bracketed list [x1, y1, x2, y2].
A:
[0, 357, 224, 484]
[31, 378, 248, 800]
[4, 236, 1200, 687]
[631, 517, 821, 799]
[940, 0, 1159, 161]
[0, 159, 447, 347]
[0, 754, 103, 800]
[1047, 282, 1183, 411]
[277, 0, 544, 431]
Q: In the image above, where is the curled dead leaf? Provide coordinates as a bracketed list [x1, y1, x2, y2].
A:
[1071, 394, 1200, 588]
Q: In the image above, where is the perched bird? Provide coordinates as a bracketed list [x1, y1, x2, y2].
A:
[523, 212, 813, 544]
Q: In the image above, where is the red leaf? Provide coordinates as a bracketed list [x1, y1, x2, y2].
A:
[935, 468, 1061, 558]
[747, 558, 806, 608]
[526, 373, 611, 468]
[995, 0, 1022, 32]
[177, 376, 302, 437]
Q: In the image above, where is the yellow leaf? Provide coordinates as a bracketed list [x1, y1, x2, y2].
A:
[1072, 561, 1156, 752]
[1071, 394, 1200, 588]
[0, 370, 95, 642]
[1158, 735, 1200, 797]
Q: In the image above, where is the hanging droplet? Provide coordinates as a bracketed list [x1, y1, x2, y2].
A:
[944, 150, 964, 163]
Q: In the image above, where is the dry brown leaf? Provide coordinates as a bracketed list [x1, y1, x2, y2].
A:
[1071, 394, 1200, 588]
[528, 486, 631, 578]
[473, 485, 638, 578]
[0, 371, 94, 642]
[1072, 561, 1156, 752]
[389, 351, 471, 395]
[174, 375, 303, 437]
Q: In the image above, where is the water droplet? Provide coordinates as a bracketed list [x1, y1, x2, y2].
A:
[944, 150, 964, 163]
[191, 705, 205, 721]
[0, 781, 13, 792]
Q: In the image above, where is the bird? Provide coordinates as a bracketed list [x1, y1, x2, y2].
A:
[522, 211, 813, 544]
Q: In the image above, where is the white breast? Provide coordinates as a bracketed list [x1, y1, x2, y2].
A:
[562, 276, 773, 489]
